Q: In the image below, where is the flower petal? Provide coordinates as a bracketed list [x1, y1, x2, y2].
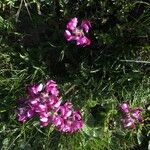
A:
[67, 17, 78, 31]
[119, 102, 130, 113]
[131, 108, 144, 123]
[81, 20, 91, 33]
[76, 36, 91, 46]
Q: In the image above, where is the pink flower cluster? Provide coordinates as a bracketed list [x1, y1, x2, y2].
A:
[119, 102, 144, 129]
[17, 80, 83, 133]
[64, 17, 91, 47]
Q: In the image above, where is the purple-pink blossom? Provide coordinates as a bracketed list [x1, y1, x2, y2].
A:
[27, 83, 43, 98]
[17, 80, 83, 133]
[131, 108, 144, 123]
[81, 20, 91, 33]
[64, 17, 91, 47]
[54, 103, 83, 133]
[67, 17, 78, 31]
[119, 102, 144, 129]
[119, 102, 130, 113]
[54, 102, 83, 133]
[121, 115, 135, 129]
[17, 98, 35, 122]
[45, 80, 59, 97]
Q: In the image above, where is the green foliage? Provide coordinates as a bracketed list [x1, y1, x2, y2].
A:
[0, 0, 150, 149]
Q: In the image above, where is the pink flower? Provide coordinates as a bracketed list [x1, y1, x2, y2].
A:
[36, 104, 48, 113]
[122, 115, 135, 129]
[45, 80, 59, 96]
[81, 20, 91, 33]
[17, 98, 35, 122]
[67, 17, 78, 31]
[47, 95, 61, 109]
[17, 79, 83, 133]
[119, 102, 144, 129]
[40, 116, 50, 126]
[27, 83, 43, 97]
[59, 104, 72, 119]
[64, 17, 91, 46]
[53, 115, 64, 127]
[39, 111, 52, 126]
[72, 120, 83, 131]
[29, 98, 40, 107]
[27, 109, 35, 118]
[17, 107, 28, 123]
[131, 108, 144, 123]
[72, 110, 82, 120]
[119, 102, 130, 113]
[61, 120, 72, 132]
[64, 30, 74, 41]
[76, 36, 91, 47]
[55, 103, 83, 133]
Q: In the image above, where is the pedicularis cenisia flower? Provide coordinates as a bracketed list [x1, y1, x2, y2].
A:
[119, 102, 144, 129]
[64, 17, 91, 47]
[17, 80, 83, 133]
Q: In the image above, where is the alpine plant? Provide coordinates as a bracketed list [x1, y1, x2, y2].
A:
[119, 102, 144, 129]
[17, 80, 83, 133]
[64, 17, 91, 47]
